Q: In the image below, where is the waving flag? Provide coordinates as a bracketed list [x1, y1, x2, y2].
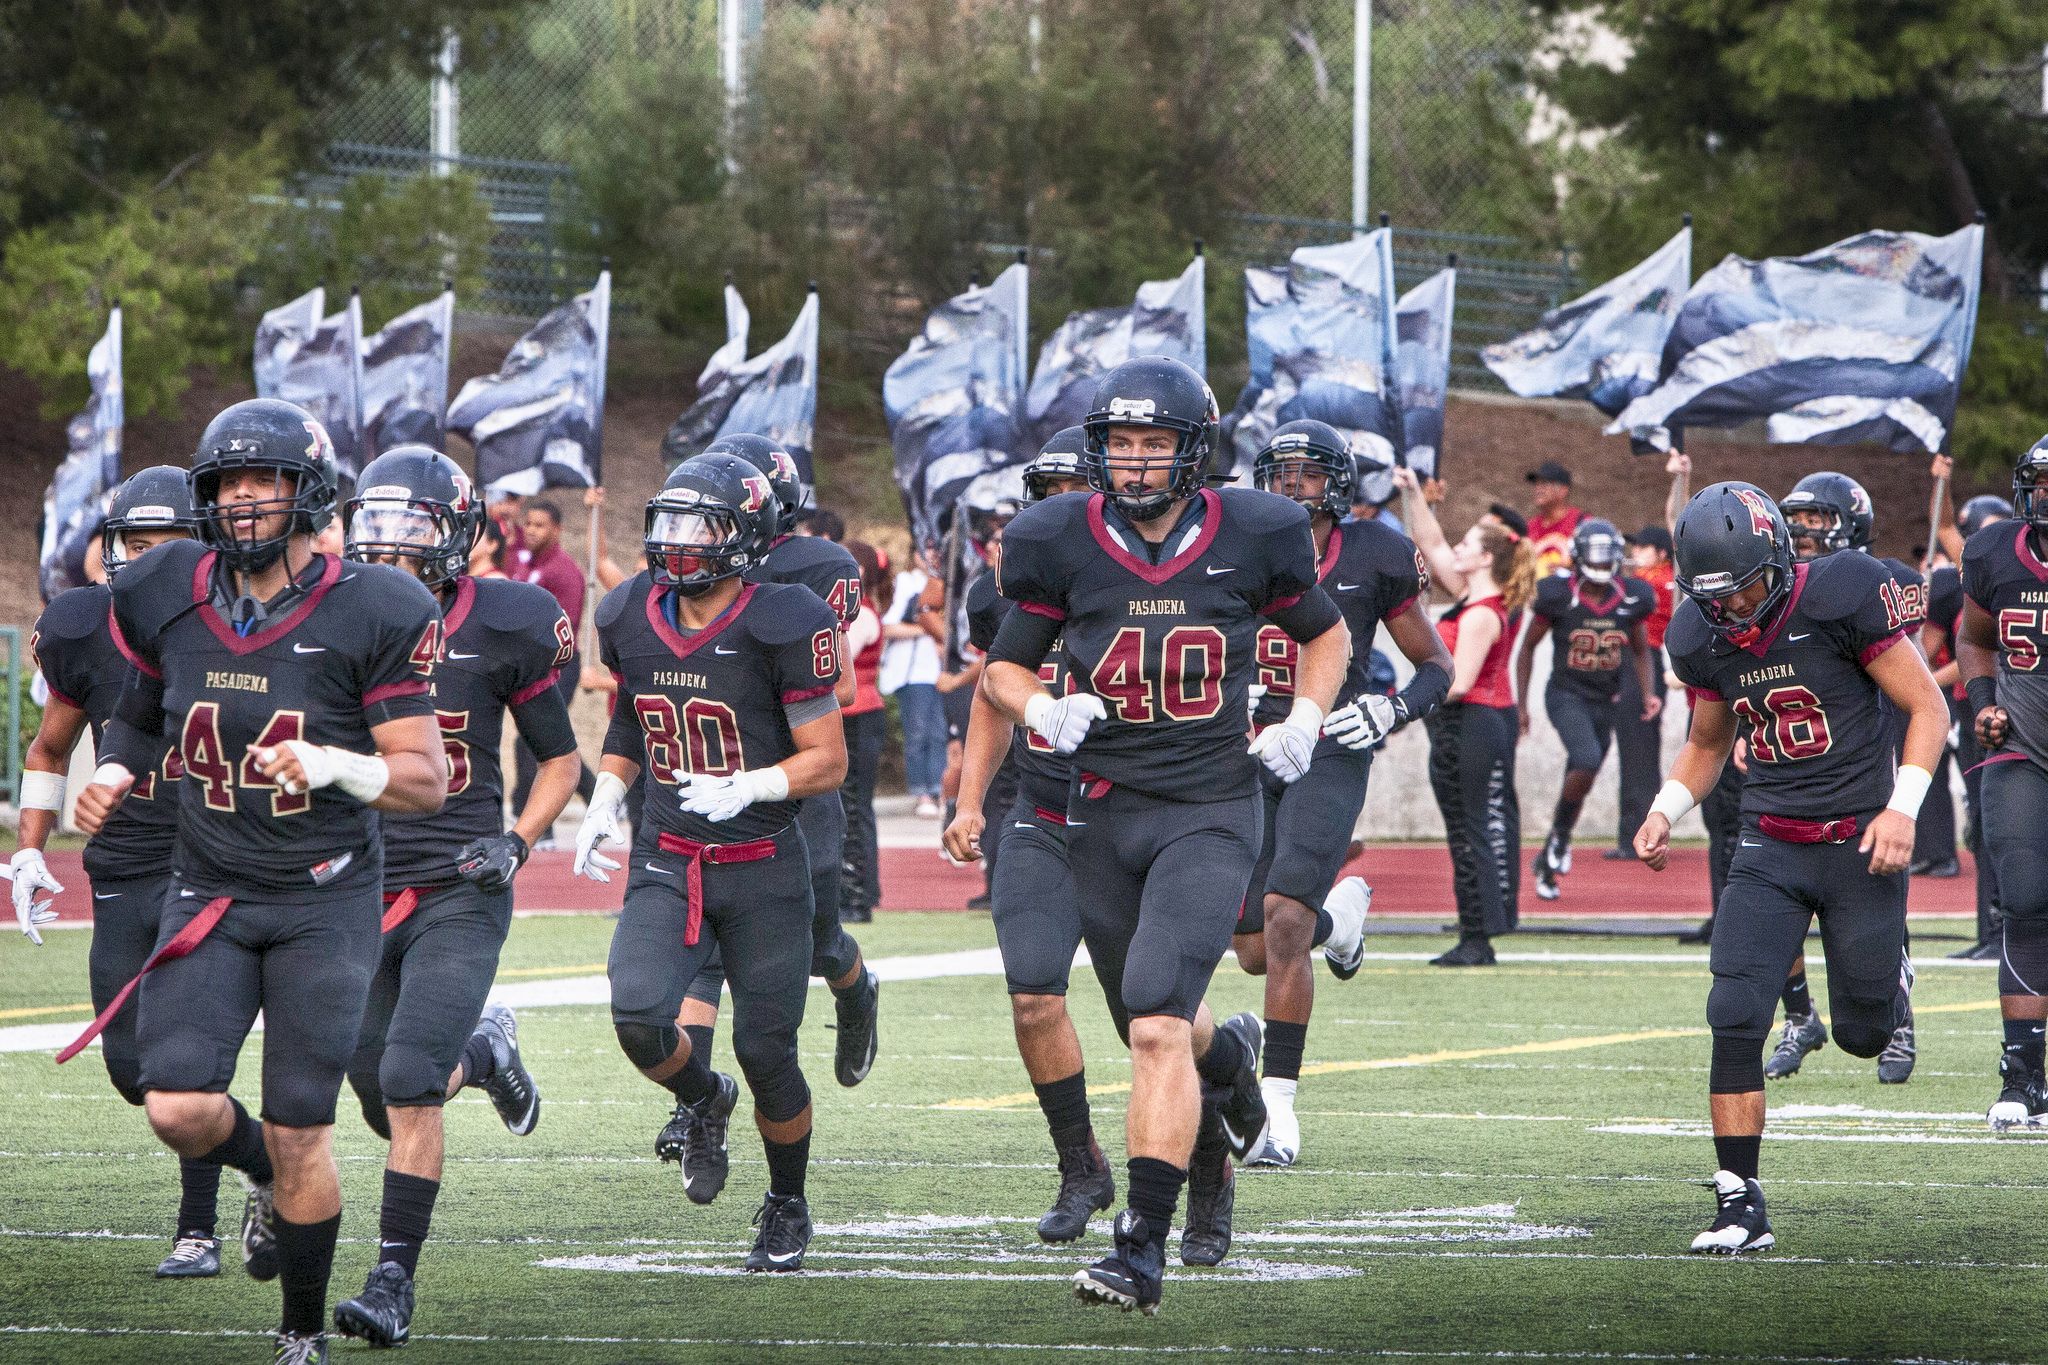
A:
[448, 270, 611, 494]
[1609, 224, 1984, 454]
[1392, 263, 1457, 486]
[254, 287, 324, 399]
[362, 288, 454, 456]
[664, 285, 822, 491]
[660, 281, 753, 465]
[1025, 253, 1205, 448]
[1222, 229, 1400, 485]
[884, 262, 1030, 547]
[38, 307, 122, 601]
[1482, 227, 1690, 417]
[257, 288, 368, 481]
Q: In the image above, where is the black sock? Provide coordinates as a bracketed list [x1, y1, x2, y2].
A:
[201, 1098, 274, 1186]
[1551, 800, 1583, 840]
[1033, 1071, 1092, 1151]
[1781, 971, 1812, 1018]
[457, 1032, 495, 1091]
[1311, 907, 1334, 949]
[1713, 1134, 1761, 1181]
[275, 1211, 341, 1337]
[1125, 1156, 1186, 1241]
[2003, 1018, 2047, 1072]
[1264, 1020, 1307, 1082]
[177, 1157, 222, 1238]
[663, 1050, 718, 1108]
[683, 1023, 716, 1068]
[764, 1129, 811, 1200]
[377, 1171, 440, 1277]
[831, 965, 874, 1004]
[1195, 1025, 1245, 1087]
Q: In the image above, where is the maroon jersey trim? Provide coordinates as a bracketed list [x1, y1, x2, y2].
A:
[2016, 525, 2048, 584]
[1386, 593, 1421, 622]
[441, 574, 479, 638]
[509, 669, 561, 706]
[645, 580, 758, 659]
[43, 680, 81, 709]
[1571, 579, 1624, 615]
[782, 683, 834, 705]
[193, 551, 343, 657]
[1019, 600, 1065, 622]
[1858, 629, 1908, 667]
[1686, 685, 1723, 704]
[1085, 488, 1223, 586]
[106, 605, 159, 681]
[1318, 524, 1344, 583]
[1259, 592, 1304, 617]
[1736, 560, 1809, 658]
[364, 679, 432, 707]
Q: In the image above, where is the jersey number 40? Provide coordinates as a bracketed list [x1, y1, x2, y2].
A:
[1089, 625, 1226, 723]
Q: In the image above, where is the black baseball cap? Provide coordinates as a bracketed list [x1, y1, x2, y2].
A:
[1524, 460, 1572, 486]
[1625, 524, 1673, 554]
[1486, 502, 1530, 539]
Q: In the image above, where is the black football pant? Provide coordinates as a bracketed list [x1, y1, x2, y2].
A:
[511, 649, 597, 821]
[85, 871, 174, 1105]
[980, 759, 1021, 898]
[992, 799, 1120, 1016]
[1611, 647, 1665, 852]
[1545, 685, 1616, 777]
[1912, 724, 1958, 868]
[1982, 757, 2048, 995]
[1427, 702, 1520, 937]
[838, 708, 886, 916]
[1955, 695, 2000, 942]
[1240, 745, 1371, 931]
[685, 791, 861, 1008]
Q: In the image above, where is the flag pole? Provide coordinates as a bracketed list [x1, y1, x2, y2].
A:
[585, 261, 612, 659]
[438, 278, 454, 453]
[1926, 213, 1986, 572]
[347, 287, 366, 471]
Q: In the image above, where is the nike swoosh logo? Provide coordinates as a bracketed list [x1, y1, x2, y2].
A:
[1205, 566, 1236, 576]
[94, 891, 120, 900]
[292, 642, 326, 654]
[179, 889, 195, 898]
[1740, 838, 1761, 847]
[1014, 822, 1034, 830]
[765, 1250, 802, 1264]
[1787, 633, 1810, 642]
[643, 863, 673, 875]
[1335, 582, 1360, 592]
[1066, 820, 1087, 828]
[714, 645, 739, 655]
[447, 650, 481, 660]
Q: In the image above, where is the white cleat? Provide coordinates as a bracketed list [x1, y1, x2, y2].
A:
[1247, 1078, 1300, 1167]
[1322, 877, 1371, 981]
[1689, 1170, 1774, 1255]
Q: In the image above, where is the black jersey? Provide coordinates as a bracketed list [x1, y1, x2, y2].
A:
[1927, 563, 1964, 699]
[1253, 517, 1426, 728]
[1668, 551, 1911, 818]
[1962, 520, 2048, 767]
[967, 568, 1072, 810]
[1875, 555, 1929, 629]
[110, 541, 441, 895]
[751, 533, 864, 630]
[1531, 573, 1658, 701]
[31, 584, 180, 883]
[993, 487, 1339, 801]
[599, 574, 840, 845]
[380, 575, 578, 889]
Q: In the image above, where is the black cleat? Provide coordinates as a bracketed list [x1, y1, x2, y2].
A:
[333, 1260, 415, 1348]
[1209, 1013, 1268, 1161]
[1689, 1170, 1774, 1254]
[272, 1331, 328, 1364]
[746, 1193, 812, 1272]
[1073, 1209, 1164, 1315]
[1431, 936, 1496, 966]
[155, 1233, 221, 1279]
[681, 1073, 739, 1205]
[655, 1100, 695, 1164]
[1988, 1055, 2048, 1130]
[242, 1181, 279, 1281]
[1764, 1012, 1827, 1079]
[1600, 846, 1638, 861]
[1532, 850, 1561, 901]
[1038, 1138, 1115, 1243]
[1179, 1146, 1235, 1267]
[1877, 1006, 1915, 1085]
[1910, 856, 1960, 878]
[833, 969, 880, 1088]
[1950, 939, 2000, 961]
[474, 1003, 540, 1136]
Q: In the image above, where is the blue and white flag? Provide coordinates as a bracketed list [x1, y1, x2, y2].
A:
[1223, 230, 1400, 486]
[884, 262, 1030, 548]
[661, 281, 753, 466]
[254, 287, 324, 399]
[362, 288, 454, 456]
[38, 307, 122, 601]
[664, 285, 822, 491]
[1393, 263, 1457, 486]
[1609, 224, 1984, 454]
[257, 288, 368, 481]
[1482, 227, 1690, 417]
[1024, 254, 1205, 448]
[448, 271, 611, 494]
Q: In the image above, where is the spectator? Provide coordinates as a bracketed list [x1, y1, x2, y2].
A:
[470, 514, 509, 579]
[489, 487, 526, 555]
[1524, 459, 1584, 575]
[511, 497, 597, 835]
[1608, 523, 1677, 859]
[798, 506, 847, 542]
[839, 540, 891, 922]
[881, 543, 948, 816]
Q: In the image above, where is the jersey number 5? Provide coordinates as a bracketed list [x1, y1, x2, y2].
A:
[1730, 685, 1832, 763]
[1999, 608, 2045, 672]
[1089, 625, 1226, 723]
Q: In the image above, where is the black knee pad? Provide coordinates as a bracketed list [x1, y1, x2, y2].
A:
[378, 1042, 450, 1109]
[1829, 989, 1899, 1058]
[615, 1019, 681, 1072]
[1706, 976, 1773, 1040]
[734, 1034, 809, 1124]
[1994, 847, 2048, 928]
[2001, 916, 2048, 997]
[105, 1055, 145, 1107]
[1709, 1032, 1765, 1093]
[261, 1076, 341, 1130]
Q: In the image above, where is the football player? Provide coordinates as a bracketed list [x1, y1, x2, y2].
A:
[982, 358, 1350, 1312]
[1515, 517, 1660, 901]
[1957, 437, 2048, 1128]
[944, 429, 1121, 1243]
[1234, 421, 1452, 1168]
[12, 467, 240, 1278]
[1635, 481, 1946, 1255]
[328, 447, 579, 1346]
[1764, 472, 1928, 1084]
[71, 399, 447, 1364]
[578, 452, 846, 1271]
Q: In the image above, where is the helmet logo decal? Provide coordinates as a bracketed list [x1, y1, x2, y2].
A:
[302, 421, 328, 460]
[738, 473, 772, 514]
[771, 451, 799, 485]
[1732, 487, 1777, 537]
[1106, 397, 1157, 420]
[362, 485, 413, 501]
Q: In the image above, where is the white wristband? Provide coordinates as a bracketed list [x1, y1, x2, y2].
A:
[743, 766, 791, 803]
[1284, 698, 1325, 733]
[322, 746, 391, 804]
[91, 761, 135, 791]
[1886, 764, 1934, 820]
[1649, 779, 1697, 825]
[19, 770, 64, 811]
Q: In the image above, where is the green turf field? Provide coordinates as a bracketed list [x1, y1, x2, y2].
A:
[2, 912, 2043, 1362]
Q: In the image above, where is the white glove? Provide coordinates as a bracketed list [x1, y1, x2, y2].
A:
[1248, 700, 1323, 784]
[678, 767, 790, 823]
[1323, 694, 1404, 752]
[5, 849, 63, 946]
[1246, 683, 1268, 725]
[1025, 692, 1107, 756]
[575, 772, 629, 882]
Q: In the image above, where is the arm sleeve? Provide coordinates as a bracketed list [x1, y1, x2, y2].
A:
[985, 603, 1064, 670]
[362, 582, 441, 726]
[1378, 534, 1428, 623]
[602, 691, 644, 763]
[1267, 585, 1343, 644]
[1395, 660, 1451, 724]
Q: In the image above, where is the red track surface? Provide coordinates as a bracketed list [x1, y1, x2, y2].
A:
[31, 845, 1981, 921]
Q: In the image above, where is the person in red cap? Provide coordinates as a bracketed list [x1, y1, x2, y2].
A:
[1525, 461, 1585, 577]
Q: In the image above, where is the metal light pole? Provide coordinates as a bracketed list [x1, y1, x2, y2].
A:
[1352, 0, 1372, 236]
[430, 31, 459, 175]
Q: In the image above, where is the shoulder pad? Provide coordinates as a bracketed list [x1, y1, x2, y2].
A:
[1621, 574, 1656, 605]
[1878, 556, 1924, 590]
[792, 536, 860, 579]
[748, 580, 836, 648]
[1217, 485, 1312, 534]
[1664, 598, 1716, 660]
[35, 584, 112, 642]
[1533, 575, 1570, 614]
[471, 576, 570, 632]
[596, 577, 644, 632]
[345, 560, 440, 617]
[1798, 551, 1890, 622]
[965, 569, 998, 614]
[1003, 491, 1087, 547]
[111, 538, 206, 636]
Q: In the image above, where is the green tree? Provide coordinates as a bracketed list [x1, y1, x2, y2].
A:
[259, 172, 497, 324]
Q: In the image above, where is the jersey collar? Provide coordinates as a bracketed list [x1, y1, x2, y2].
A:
[1317, 523, 1345, 584]
[440, 574, 478, 639]
[195, 551, 342, 657]
[1571, 576, 1622, 614]
[647, 580, 756, 660]
[1733, 560, 1809, 658]
[1087, 488, 1222, 586]
[2016, 525, 2048, 584]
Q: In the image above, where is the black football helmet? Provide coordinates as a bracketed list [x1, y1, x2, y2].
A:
[646, 452, 777, 595]
[2015, 436, 2048, 531]
[1778, 471, 1873, 560]
[343, 446, 481, 588]
[101, 465, 200, 579]
[1571, 517, 1624, 584]
[1082, 356, 1220, 521]
[1253, 419, 1355, 518]
[1957, 492, 2014, 536]
[1675, 481, 1795, 645]
[961, 469, 1025, 548]
[706, 432, 804, 535]
[190, 398, 340, 571]
[1023, 427, 1089, 505]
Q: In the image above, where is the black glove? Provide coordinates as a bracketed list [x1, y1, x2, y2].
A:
[456, 832, 530, 892]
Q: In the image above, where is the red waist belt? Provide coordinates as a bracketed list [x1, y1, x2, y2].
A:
[1757, 814, 1860, 845]
[57, 895, 233, 1064]
[656, 831, 779, 945]
[382, 888, 421, 934]
[1031, 806, 1068, 826]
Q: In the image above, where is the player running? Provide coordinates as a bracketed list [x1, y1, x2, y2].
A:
[944, 429, 1123, 1243]
[579, 451, 847, 1272]
[327, 447, 576, 1346]
[983, 358, 1350, 1311]
[1233, 420, 1452, 1167]
[1635, 481, 1946, 1255]
[1516, 517, 1660, 901]
[12, 467, 241, 1279]
[71, 399, 447, 1364]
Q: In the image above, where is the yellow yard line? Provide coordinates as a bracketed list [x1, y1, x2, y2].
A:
[494, 963, 608, 979]
[1914, 998, 2002, 1015]
[0, 1002, 93, 1021]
